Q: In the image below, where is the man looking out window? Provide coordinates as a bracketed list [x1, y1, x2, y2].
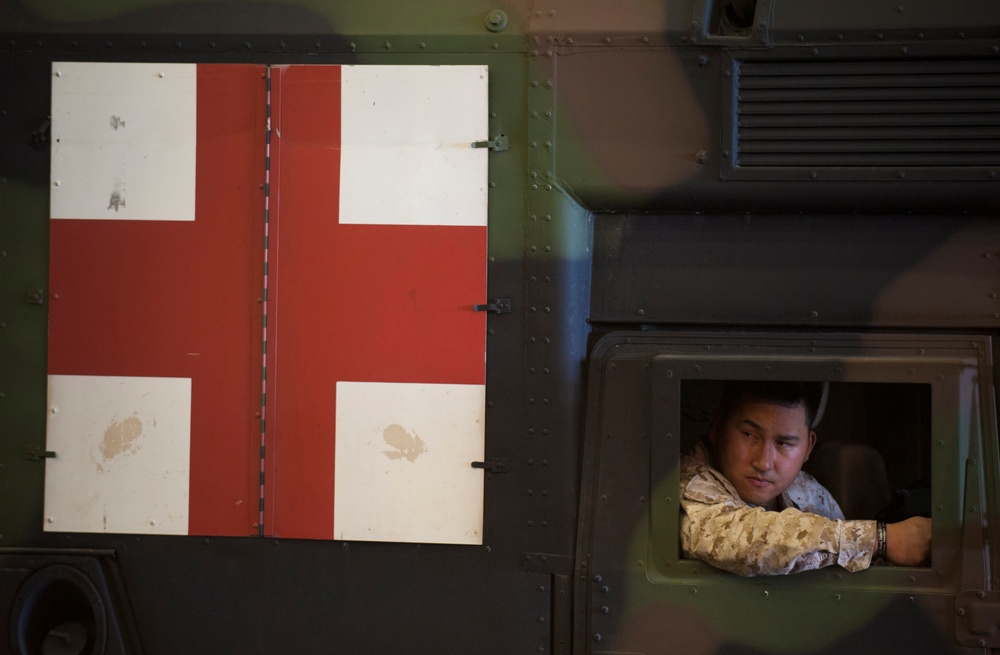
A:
[680, 381, 932, 575]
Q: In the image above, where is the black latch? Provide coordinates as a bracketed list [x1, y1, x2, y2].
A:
[24, 446, 56, 461]
[30, 116, 50, 151]
[471, 458, 507, 474]
[474, 298, 510, 314]
[472, 135, 509, 152]
[24, 289, 45, 305]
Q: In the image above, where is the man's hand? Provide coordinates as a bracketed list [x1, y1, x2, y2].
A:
[885, 517, 932, 566]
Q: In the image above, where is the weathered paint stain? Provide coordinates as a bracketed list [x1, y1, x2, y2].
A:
[381, 424, 426, 463]
[100, 413, 143, 461]
[108, 189, 125, 211]
[109, 115, 125, 130]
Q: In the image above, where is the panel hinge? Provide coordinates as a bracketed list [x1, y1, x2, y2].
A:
[472, 135, 509, 152]
[521, 552, 573, 574]
[471, 458, 507, 474]
[474, 298, 510, 314]
[23, 445, 57, 461]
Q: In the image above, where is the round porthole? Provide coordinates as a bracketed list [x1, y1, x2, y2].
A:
[9, 565, 107, 655]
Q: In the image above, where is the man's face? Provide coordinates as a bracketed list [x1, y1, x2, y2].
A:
[710, 397, 816, 510]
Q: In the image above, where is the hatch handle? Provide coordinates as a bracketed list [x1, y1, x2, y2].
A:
[474, 298, 511, 314]
[24, 445, 57, 461]
[471, 459, 507, 474]
[472, 135, 509, 152]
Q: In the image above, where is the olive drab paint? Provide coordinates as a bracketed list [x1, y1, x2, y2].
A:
[2, 1, 1000, 654]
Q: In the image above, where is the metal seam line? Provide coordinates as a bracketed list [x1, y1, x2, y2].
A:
[258, 64, 272, 538]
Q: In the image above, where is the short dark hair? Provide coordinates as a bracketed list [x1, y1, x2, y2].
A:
[718, 381, 824, 429]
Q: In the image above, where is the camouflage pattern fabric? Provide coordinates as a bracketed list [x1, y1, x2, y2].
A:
[680, 441, 877, 576]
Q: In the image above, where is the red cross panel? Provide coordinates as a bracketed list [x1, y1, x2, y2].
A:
[46, 62, 489, 544]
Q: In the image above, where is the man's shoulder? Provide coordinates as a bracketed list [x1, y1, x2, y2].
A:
[680, 450, 743, 507]
[785, 470, 845, 520]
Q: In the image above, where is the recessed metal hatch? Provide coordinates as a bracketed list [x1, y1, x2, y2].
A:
[725, 58, 1000, 179]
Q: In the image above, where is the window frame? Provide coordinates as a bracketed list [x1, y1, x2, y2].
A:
[644, 335, 991, 593]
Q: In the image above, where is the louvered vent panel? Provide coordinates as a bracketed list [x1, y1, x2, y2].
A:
[735, 60, 1000, 167]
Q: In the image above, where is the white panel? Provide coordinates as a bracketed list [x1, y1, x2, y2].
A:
[44, 375, 191, 535]
[50, 62, 197, 221]
[339, 65, 489, 226]
[334, 381, 485, 544]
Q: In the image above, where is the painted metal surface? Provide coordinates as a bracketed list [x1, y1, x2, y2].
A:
[334, 380, 485, 543]
[45, 61, 489, 544]
[50, 62, 196, 221]
[263, 64, 488, 541]
[47, 63, 266, 537]
[339, 65, 488, 227]
[577, 332, 994, 654]
[45, 375, 192, 535]
[1, 0, 1000, 653]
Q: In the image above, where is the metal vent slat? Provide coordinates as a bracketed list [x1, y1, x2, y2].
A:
[740, 152, 1000, 166]
[740, 86, 1000, 102]
[738, 99, 1000, 115]
[740, 60, 998, 76]
[734, 59, 1000, 168]
[740, 73, 1000, 90]
[739, 140, 1000, 154]
[740, 126, 1000, 141]
[739, 113, 1000, 128]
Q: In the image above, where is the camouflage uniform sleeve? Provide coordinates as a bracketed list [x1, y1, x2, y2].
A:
[679, 458, 876, 576]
